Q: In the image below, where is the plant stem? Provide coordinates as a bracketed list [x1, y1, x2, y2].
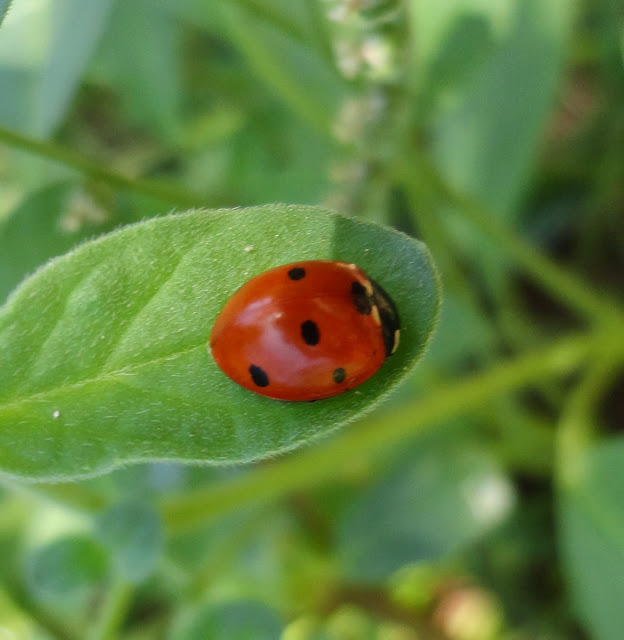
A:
[235, 0, 310, 46]
[413, 159, 624, 325]
[220, 4, 334, 136]
[0, 125, 203, 209]
[86, 579, 134, 640]
[304, 0, 341, 75]
[185, 507, 270, 601]
[2, 478, 108, 515]
[556, 351, 623, 489]
[0, 581, 79, 640]
[160, 330, 614, 532]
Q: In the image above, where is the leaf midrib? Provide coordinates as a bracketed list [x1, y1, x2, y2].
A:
[0, 342, 206, 412]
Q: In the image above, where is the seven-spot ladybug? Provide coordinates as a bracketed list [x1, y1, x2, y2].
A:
[209, 260, 400, 401]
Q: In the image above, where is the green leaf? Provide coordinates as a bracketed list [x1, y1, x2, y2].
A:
[95, 500, 163, 583]
[559, 438, 624, 640]
[337, 445, 514, 582]
[36, 0, 114, 136]
[430, 0, 575, 216]
[0, 3, 47, 133]
[0, 205, 439, 480]
[0, 0, 111, 134]
[411, 0, 576, 296]
[219, 2, 342, 135]
[25, 535, 109, 599]
[0, 0, 12, 27]
[93, 0, 181, 140]
[170, 600, 283, 640]
[226, 122, 332, 207]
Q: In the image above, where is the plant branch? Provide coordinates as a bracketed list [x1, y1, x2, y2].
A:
[1, 478, 109, 514]
[234, 0, 310, 46]
[0, 579, 79, 640]
[413, 159, 624, 325]
[160, 330, 615, 531]
[220, 4, 334, 135]
[556, 350, 623, 488]
[0, 125, 203, 209]
[86, 579, 134, 640]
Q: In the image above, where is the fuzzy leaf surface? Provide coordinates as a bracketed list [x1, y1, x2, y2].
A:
[0, 205, 439, 480]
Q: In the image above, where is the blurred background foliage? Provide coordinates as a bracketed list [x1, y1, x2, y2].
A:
[0, 0, 623, 639]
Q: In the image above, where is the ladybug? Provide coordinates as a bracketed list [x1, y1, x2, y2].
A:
[209, 260, 400, 401]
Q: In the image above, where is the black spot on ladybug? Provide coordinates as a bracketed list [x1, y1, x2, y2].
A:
[301, 320, 320, 346]
[333, 367, 346, 383]
[351, 281, 372, 315]
[288, 267, 306, 280]
[249, 364, 269, 387]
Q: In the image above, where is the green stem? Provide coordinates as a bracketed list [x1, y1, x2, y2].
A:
[185, 508, 270, 601]
[304, 0, 341, 75]
[2, 478, 108, 515]
[234, 0, 310, 46]
[402, 176, 504, 364]
[0, 581, 79, 640]
[409, 159, 624, 326]
[161, 330, 611, 532]
[406, 165, 576, 408]
[556, 351, 623, 489]
[220, 4, 333, 135]
[86, 579, 134, 640]
[0, 125, 203, 208]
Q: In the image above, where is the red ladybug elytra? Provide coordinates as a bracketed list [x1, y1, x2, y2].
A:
[209, 260, 400, 401]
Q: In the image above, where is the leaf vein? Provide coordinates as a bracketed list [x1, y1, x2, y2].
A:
[0, 343, 205, 412]
[96, 239, 201, 374]
[7, 260, 102, 397]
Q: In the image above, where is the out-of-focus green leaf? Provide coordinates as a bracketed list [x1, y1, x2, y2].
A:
[95, 501, 163, 583]
[559, 438, 624, 640]
[169, 600, 283, 640]
[429, 0, 575, 216]
[0, 183, 114, 303]
[414, 12, 496, 125]
[225, 118, 334, 205]
[419, 294, 496, 373]
[25, 535, 108, 598]
[338, 446, 514, 581]
[0, 0, 111, 134]
[93, 0, 181, 140]
[0, 588, 41, 637]
[0, 0, 12, 27]
[0, 1, 49, 132]
[0, 205, 440, 480]
[408, 0, 576, 297]
[219, 2, 342, 134]
[37, 0, 113, 135]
